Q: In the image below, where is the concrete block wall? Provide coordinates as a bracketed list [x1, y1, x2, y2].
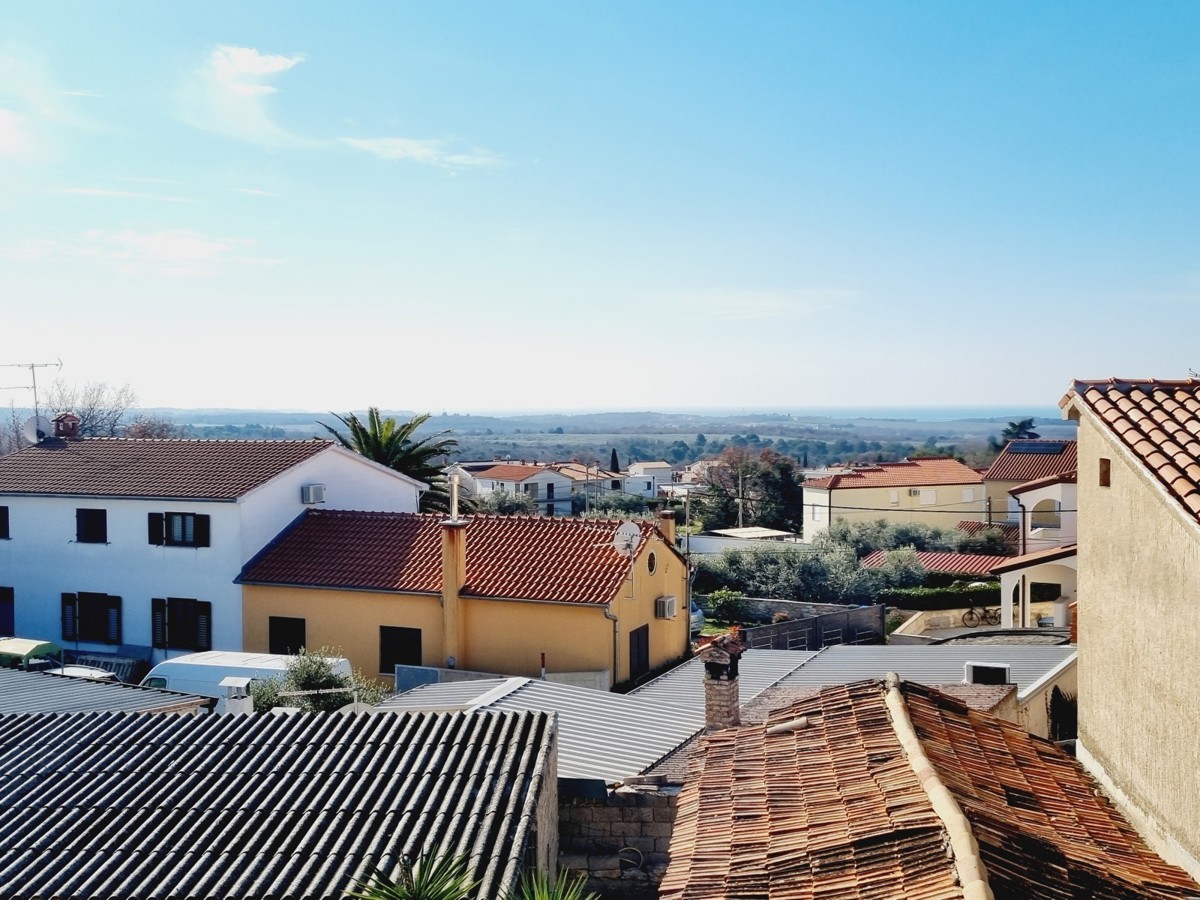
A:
[559, 788, 679, 899]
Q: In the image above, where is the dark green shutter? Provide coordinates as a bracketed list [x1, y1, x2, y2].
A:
[104, 596, 121, 645]
[151, 598, 167, 648]
[61, 593, 77, 642]
[193, 515, 211, 548]
[195, 601, 212, 651]
[148, 513, 164, 545]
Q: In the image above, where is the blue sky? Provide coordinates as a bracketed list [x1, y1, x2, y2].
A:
[2, 2, 1198, 413]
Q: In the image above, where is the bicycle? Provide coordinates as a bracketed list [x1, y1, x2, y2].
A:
[962, 604, 1001, 628]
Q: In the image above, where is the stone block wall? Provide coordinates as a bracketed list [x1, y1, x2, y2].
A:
[559, 787, 679, 899]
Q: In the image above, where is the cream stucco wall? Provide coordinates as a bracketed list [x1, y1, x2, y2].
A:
[1074, 413, 1200, 875]
[804, 482, 987, 539]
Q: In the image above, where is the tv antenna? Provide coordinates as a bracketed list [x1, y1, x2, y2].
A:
[0, 360, 62, 424]
[613, 521, 642, 558]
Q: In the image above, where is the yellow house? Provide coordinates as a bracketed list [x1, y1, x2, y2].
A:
[802, 456, 987, 539]
[239, 509, 689, 688]
[1061, 377, 1200, 880]
[981, 438, 1077, 529]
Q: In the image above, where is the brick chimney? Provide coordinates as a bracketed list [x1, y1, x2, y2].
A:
[657, 508, 677, 546]
[53, 412, 80, 440]
[700, 632, 744, 730]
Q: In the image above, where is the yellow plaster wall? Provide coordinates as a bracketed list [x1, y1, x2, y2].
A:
[1076, 416, 1200, 862]
[242, 585, 445, 678]
[812, 483, 988, 532]
[1017, 661, 1077, 740]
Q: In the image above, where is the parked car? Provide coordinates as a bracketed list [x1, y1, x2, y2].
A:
[690, 600, 705, 635]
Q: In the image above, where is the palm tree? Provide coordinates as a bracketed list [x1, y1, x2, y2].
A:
[1001, 418, 1040, 441]
[346, 854, 475, 900]
[320, 408, 459, 513]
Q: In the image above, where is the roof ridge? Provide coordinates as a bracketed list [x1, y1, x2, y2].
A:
[882, 673, 994, 900]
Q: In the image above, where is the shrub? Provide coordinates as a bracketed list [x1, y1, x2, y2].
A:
[705, 589, 749, 623]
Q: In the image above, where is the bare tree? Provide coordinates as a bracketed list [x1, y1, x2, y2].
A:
[125, 413, 180, 439]
[0, 404, 25, 455]
[46, 381, 137, 437]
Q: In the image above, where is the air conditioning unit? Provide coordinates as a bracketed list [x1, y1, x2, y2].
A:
[908, 488, 922, 497]
[301, 483, 326, 504]
[655, 596, 678, 619]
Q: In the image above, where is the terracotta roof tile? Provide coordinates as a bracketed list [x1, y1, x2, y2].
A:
[805, 457, 983, 491]
[241, 510, 665, 605]
[470, 463, 547, 482]
[982, 440, 1077, 484]
[1066, 379, 1200, 527]
[861, 549, 1012, 575]
[661, 679, 1200, 899]
[0, 438, 333, 500]
[955, 519, 1020, 548]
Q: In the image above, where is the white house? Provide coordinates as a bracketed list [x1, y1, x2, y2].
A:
[626, 461, 675, 498]
[0, 416, 424, 664]
[467, 463, 573, 516]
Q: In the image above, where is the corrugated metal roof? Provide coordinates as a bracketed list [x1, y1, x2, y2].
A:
[0, 667, 208, 715]
[0, 708, 554, 900]
[629, 649, 818, 711]
[775, 644, 1076, 699]
[380, 677, 704, 784]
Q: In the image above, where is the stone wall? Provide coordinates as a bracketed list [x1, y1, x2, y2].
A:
[559, 787, 679, 899]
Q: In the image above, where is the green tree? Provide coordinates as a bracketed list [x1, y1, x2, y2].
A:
[250, 647, 387, 713]
[475, 488, 537, 514]
[346, 854, 475, 900]
[610, 447, 619, 472]
[320, 408, 459, 513]
[1001, 418, 1040, 440]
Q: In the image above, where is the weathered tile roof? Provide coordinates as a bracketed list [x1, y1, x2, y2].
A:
[0, 708, 554, 900]
[0, 437, 334, 499]
[956, 519, 1020, 547]
[470, 463, 546, 482]
[804, 457, 984, 491]
[991, 543, 1077, 575]
[1063, 378, 1200, 523]
[0, 668, 207, 715]
[983, 439, 1078, 484]
[240, 510, 668, 605]
[661, 679, 1200, 899]
[548, 461, 622, 483]
[1010, 468, 1077, 495]
[860, 549, 1012, 575]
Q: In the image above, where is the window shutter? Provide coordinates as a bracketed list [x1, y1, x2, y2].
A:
[193, 515, 211, 548]
[61, 593, 78, 642]
[196, 602, 212, 651]
[105, 596, 122, 645]
[151, 598, 167, 649]
[75, 509, 85, 541]
[148, 513, 165, 545]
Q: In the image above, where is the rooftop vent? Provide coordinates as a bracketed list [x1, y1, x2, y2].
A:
[964, 661, 1011, 685]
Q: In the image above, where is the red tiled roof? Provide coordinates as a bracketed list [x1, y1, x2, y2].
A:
[549, 462, 621, 483]
[991, 543, 1077, 575]
[956, 519, 1020, 546]
[0, 438, 333, 500]
[1064, 378, 1200, 523]
[241, 510, 666, 605]
[804, 457, 983, 491]
[1010, 469, 1077, 496]
[661, 679, 1200, 899]
[860, 549, 1011, 575]
[983, 439, 1077, 483]
[471, 464, 547, 482]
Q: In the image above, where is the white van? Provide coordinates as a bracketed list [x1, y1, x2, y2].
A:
[140, 651, 352, 700]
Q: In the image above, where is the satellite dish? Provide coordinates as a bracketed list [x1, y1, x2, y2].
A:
[613, 521, 642, 558]
[22, 416, 52, 444]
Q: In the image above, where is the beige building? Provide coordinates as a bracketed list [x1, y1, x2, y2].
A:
[981, 438, 1077, 528]
[1062, 377, 1200, 880]
[239, 509, 689, 688]
[802, 456, 986, 539]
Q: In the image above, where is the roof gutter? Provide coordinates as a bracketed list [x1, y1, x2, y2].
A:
[883, 672, 993, 900]
[604, 602, 620, 686]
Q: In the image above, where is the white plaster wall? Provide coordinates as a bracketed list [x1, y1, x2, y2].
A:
[1075, 414, 1200, 871]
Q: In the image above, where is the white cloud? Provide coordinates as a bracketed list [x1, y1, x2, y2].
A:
[66, 187, 190, 203]
[2, 228, 281, 276]
[341, 136, 505, 169]
[0, 107, 33, 158]
[178, 45, 310, 146]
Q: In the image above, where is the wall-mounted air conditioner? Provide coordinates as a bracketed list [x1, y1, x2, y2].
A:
[301, 483, 326, 504]
[655, 596, 678, 619]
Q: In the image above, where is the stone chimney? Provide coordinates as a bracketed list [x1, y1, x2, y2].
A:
[700, 632, 744, 730]
[53, 412, 80, 440]
[657, 509, 677, 546]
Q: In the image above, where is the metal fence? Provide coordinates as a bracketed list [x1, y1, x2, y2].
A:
[739, 604, 886, 651]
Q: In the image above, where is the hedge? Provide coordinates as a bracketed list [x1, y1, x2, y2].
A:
[876, 583, 1001, 611]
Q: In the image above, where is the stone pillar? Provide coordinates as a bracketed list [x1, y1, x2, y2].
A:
[441, 518, 467, 668]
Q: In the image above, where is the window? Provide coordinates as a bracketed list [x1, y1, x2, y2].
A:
[645, 481, 652, 491]
[647, 551, 657, 575]
[268, 616, 307, 655]
[152, 598, 212, 651]
[0, 506, 8, 539]
[546, 483, 555, 500]
[919, 490, 937, 505]
[380, 626, 422, 674]
[962, 488, 976, 503]
[629, 625, 650, 681]
[524, 483, 540, 499]
[148, 512, 211, 547]
[888, 490, 899, 505]
[0, 587, 13, 636]
[75, 508, 107, 543]
[61, 592, 121, 644]
[1099, 458, 1111, 487]
[611, 480, 620, 490]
